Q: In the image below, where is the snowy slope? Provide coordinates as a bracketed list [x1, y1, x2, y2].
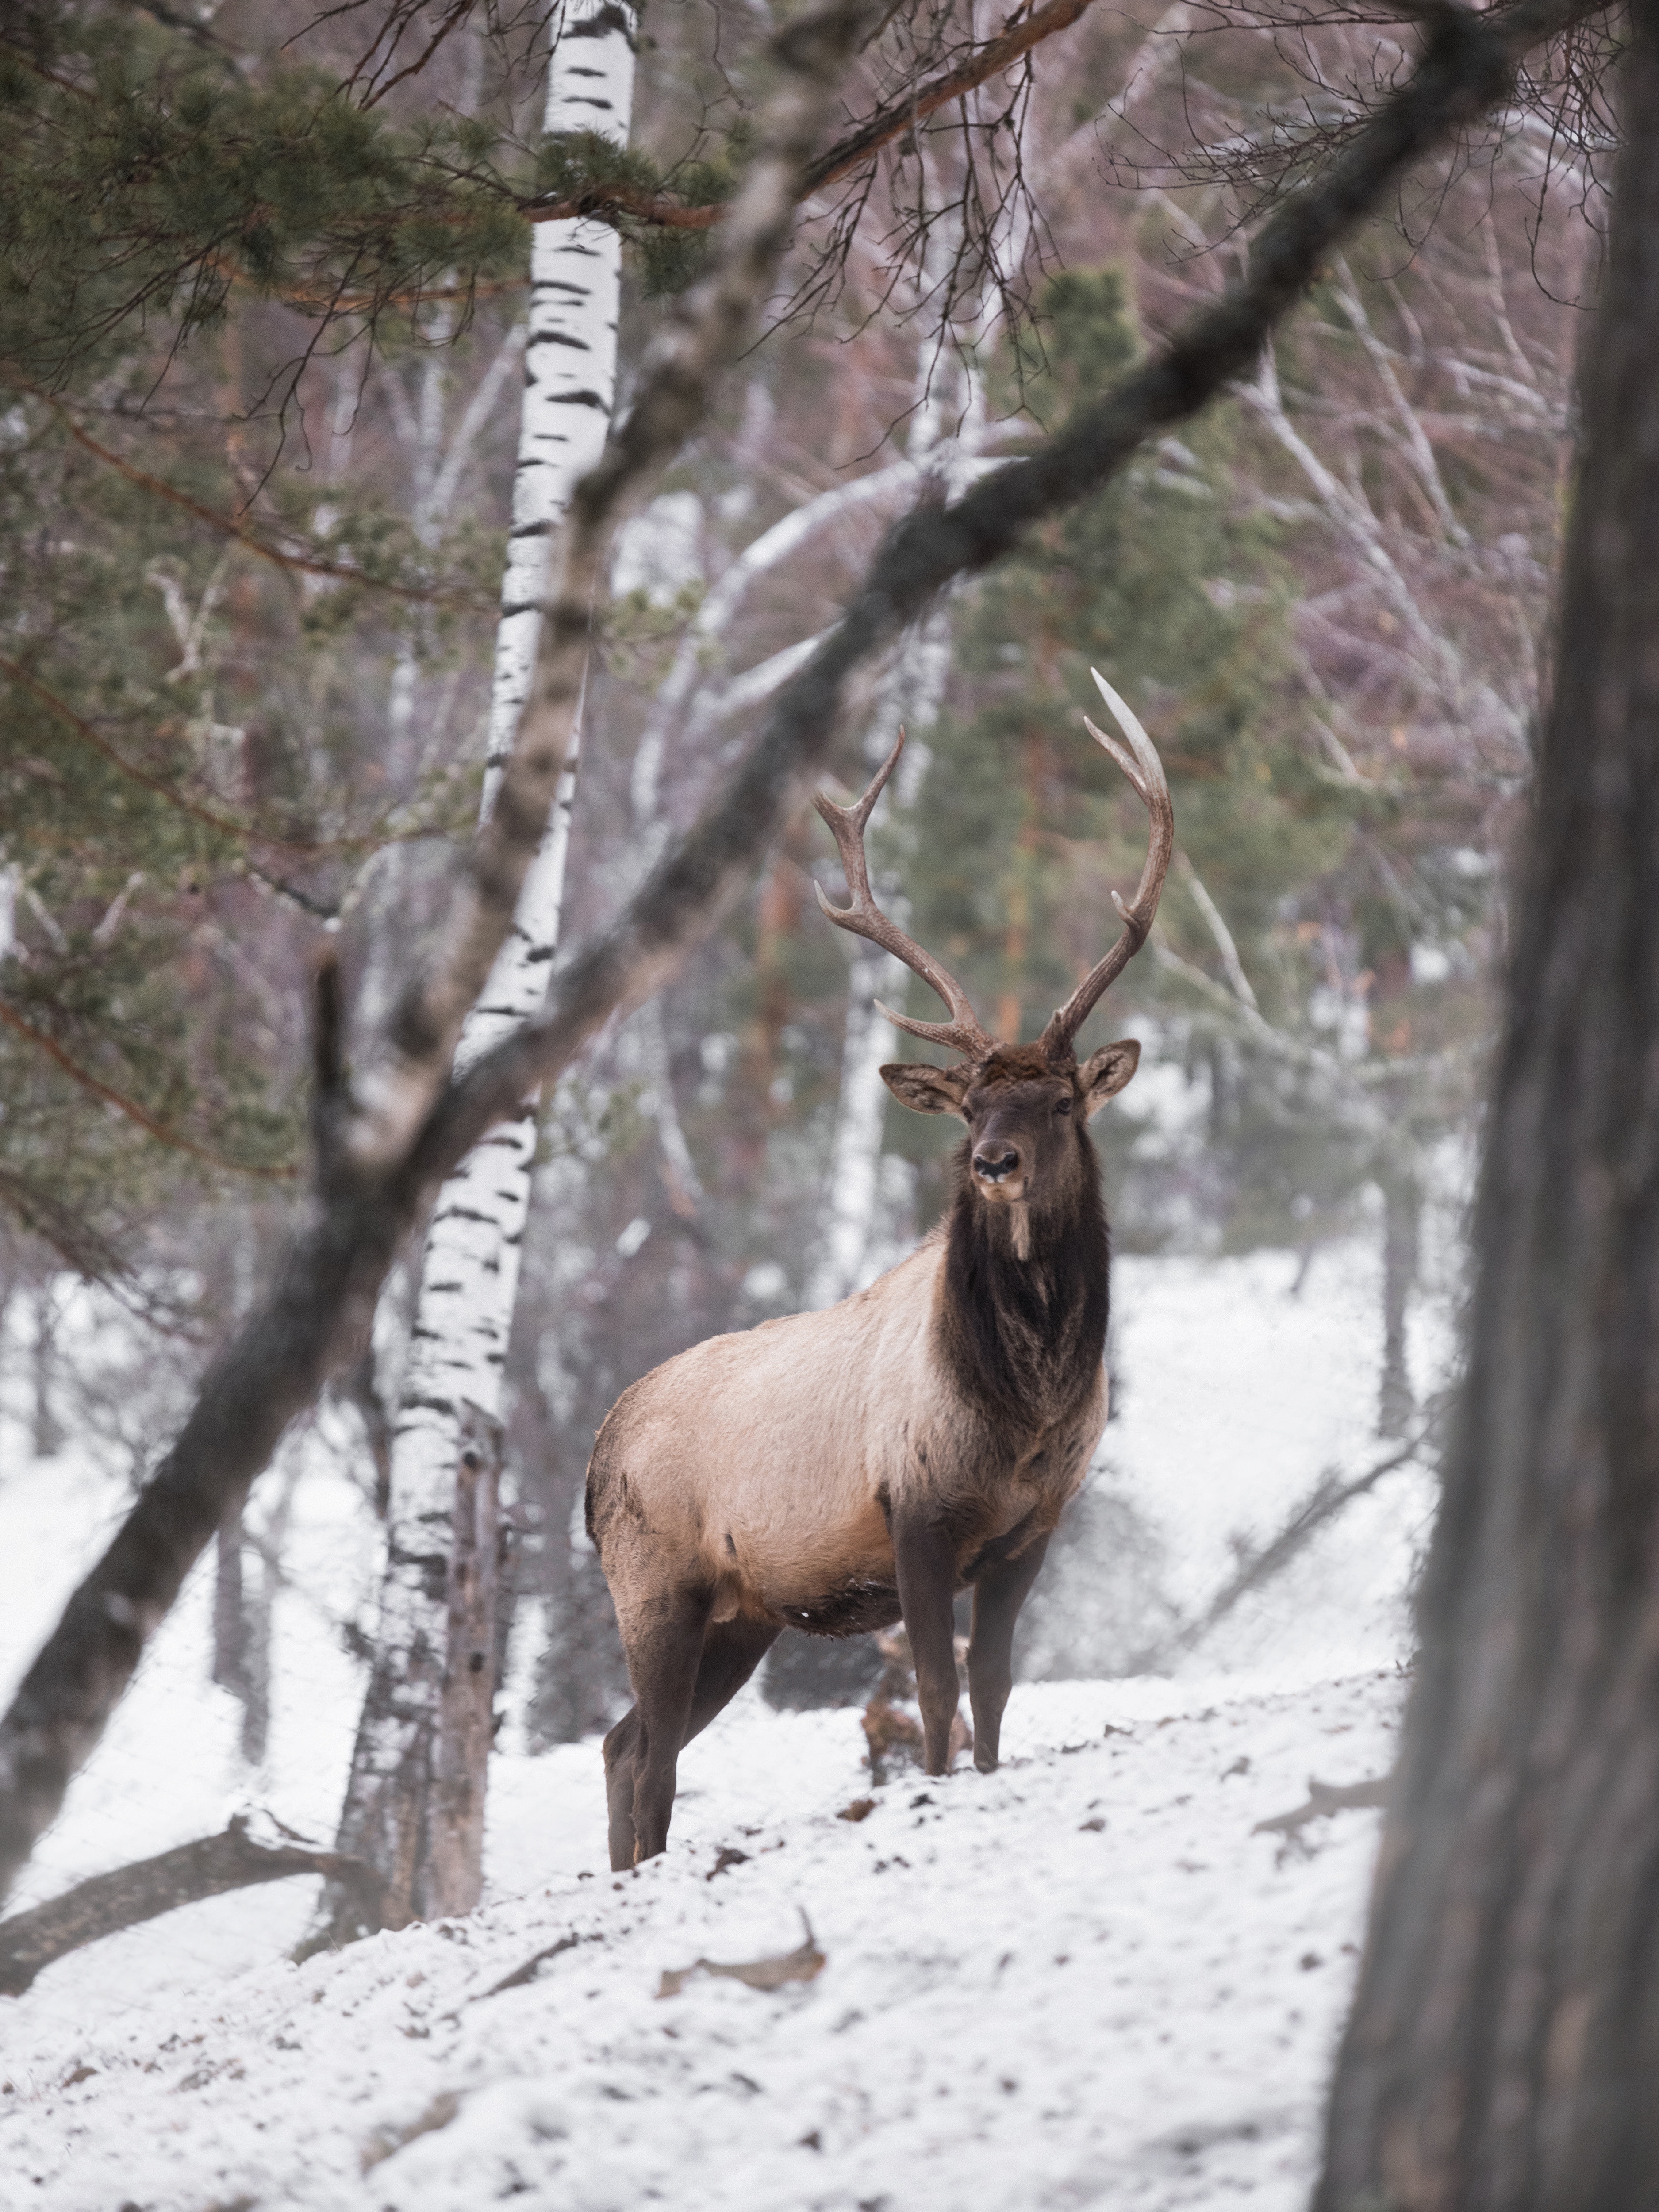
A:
[1, 1670, 1399, 2212]
[0, 1240, 1439, 2208]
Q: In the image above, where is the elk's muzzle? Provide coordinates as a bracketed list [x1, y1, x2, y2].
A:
[972, 1144, 1024, 1193]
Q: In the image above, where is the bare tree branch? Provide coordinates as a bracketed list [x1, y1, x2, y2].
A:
[514, 0, 1105, 234]
[1160, 1427, 1435, 1664]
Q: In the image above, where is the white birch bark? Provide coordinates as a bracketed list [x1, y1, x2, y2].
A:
[329, 0, 637, 1932]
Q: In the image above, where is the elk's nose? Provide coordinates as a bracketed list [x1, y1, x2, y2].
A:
[973, 1146, 1021, 1184]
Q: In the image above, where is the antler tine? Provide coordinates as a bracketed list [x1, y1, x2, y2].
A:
[1038, 668, 1175, 1062]
[814, 730, 994, 1062]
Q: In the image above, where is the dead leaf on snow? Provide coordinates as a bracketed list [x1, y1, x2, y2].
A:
[361, 2089, 460, 2172]
[657, 1915, 825, 1999]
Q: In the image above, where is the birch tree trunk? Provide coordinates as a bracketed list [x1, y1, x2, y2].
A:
[325, 0, 637, 1939]
[1316, 7, 1659, 2197]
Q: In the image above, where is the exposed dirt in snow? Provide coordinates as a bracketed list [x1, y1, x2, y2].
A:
[0, 1671, 1400, 2212]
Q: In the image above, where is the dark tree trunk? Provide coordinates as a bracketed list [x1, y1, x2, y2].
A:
[1378, 1157, 1420, 1440]
[1317, 11, 1659, 2205]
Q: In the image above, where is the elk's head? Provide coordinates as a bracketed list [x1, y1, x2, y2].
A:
[814, 670, 1172, 1245]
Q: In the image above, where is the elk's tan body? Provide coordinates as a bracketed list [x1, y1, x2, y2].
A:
[590, 1229, 1106, 1640]
[586, 669, 1172, 1870]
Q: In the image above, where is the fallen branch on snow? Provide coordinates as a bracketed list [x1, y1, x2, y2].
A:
[1254, 1773, 1391, 1844]
[0, 1815, 382, 1997]
[473, 1931, 586, 2001]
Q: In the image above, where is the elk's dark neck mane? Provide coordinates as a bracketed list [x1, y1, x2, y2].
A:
[937, 1132, 1110, 1429]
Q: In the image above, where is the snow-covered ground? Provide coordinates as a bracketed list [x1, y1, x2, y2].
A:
[4, 1672, 1400, 2212]
[0, 1240, 1446, 2209]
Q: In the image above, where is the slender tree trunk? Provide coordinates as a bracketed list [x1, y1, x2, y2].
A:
[807, 935, 909, 1306]
[1317, 12, 1659, 2203]
[1378, 1153, 1420, 1440]
[325, 0, 637, 1937]
[30, 1284, 61, 1459]
[807, 608, 951, 1309]
[425, 1406, 501, 1916]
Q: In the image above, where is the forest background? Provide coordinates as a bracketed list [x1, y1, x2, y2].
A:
[0, 0, 1594, 1891]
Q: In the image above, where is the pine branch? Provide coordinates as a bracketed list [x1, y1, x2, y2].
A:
[29, 392, 492, 607]
[0, 994, 297, 1182]
[1, 653, 461, 861]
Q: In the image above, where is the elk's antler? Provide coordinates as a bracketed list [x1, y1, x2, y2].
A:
[814, 731, 995, 1063]
[1037, 668, 1174, 1063]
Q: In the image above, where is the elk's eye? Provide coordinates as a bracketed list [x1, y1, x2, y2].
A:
[1055, 1094, 1073, 1115]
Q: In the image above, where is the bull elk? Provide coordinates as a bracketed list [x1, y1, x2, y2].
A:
[586, 669, 1173, 1869]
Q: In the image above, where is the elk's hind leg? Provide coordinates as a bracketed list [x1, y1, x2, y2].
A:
[602, 1707, 645, 1871]
[614, 1582, 712, 1868]
[683, 1617, 780, 1744]
[967, 1531, 1051, 1773]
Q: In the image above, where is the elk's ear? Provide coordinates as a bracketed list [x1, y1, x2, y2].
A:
[880, 1062, 971, 1119]
[1079, 1040, 1141, 1118]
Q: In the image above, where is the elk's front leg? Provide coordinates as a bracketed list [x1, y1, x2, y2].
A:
[893, 1517, 961, 1776]
[968, 1531, 1051, 1773]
